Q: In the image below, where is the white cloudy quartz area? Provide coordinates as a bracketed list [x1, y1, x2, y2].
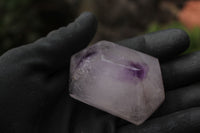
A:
[69, 41, 165, 125]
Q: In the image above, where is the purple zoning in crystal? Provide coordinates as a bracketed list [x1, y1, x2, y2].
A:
[69, 41, 165, 125]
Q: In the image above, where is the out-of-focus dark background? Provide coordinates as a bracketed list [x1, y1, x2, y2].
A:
[0, 0, 200, 55]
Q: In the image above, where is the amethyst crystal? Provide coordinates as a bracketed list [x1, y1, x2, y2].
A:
[69, 41, 165, 125]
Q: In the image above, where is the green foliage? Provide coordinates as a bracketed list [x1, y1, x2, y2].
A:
[147, 22, 200, 54]
[0, 0, 76, 55]
[0, 0, 39, 55]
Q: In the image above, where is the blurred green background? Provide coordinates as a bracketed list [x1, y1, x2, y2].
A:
[0, 0, 200, 55]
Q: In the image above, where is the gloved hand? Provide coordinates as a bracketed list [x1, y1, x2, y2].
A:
[0, 12, 200, 133]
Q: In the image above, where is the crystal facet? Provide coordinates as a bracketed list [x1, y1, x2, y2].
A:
[69, 41, 165, 125]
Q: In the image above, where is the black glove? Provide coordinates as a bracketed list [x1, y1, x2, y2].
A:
[0, 12, 200, 133]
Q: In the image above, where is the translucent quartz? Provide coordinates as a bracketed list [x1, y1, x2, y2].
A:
[69, 41, 165, 125]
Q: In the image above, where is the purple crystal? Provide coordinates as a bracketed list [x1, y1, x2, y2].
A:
[69, 41, 165, 125]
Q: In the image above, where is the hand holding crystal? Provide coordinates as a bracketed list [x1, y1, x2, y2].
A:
[0, 12, 199, 133]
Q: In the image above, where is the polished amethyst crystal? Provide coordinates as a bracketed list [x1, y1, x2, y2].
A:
[69, 41, 165, 125]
